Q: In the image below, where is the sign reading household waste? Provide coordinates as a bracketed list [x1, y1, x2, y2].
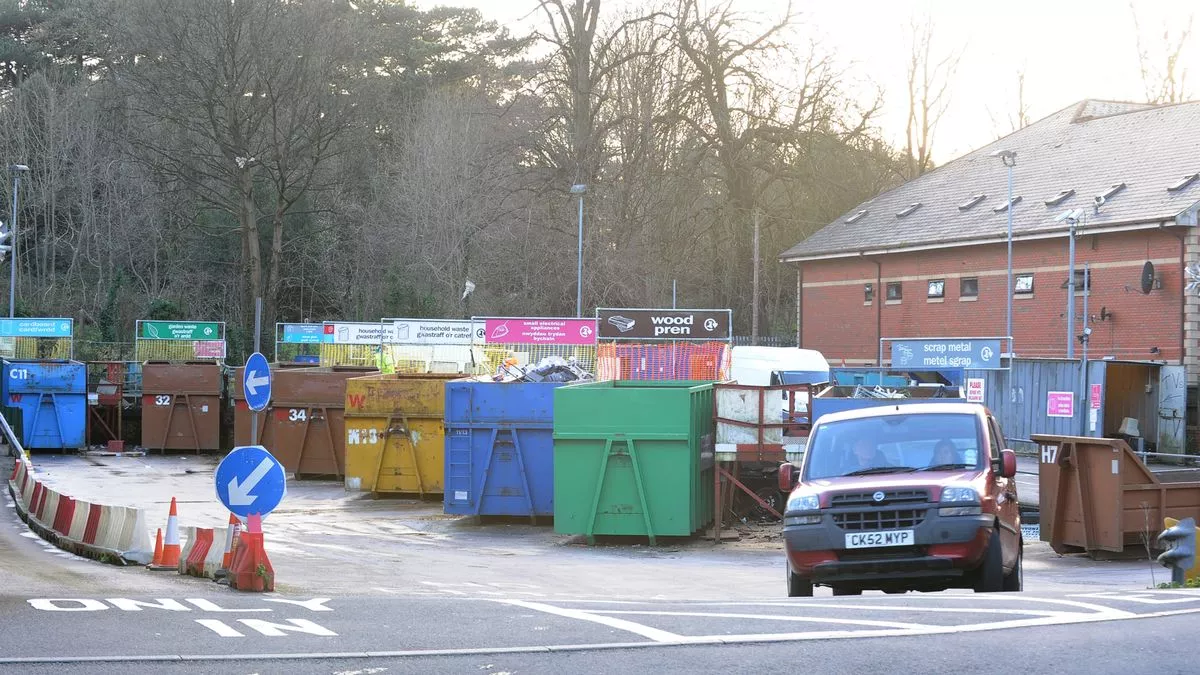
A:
[387, 319, 476, 345]
[322, 321, 397, 345]
[141, 321, 220, 340]
[965, 378, 985, 403]
[215, 445, 287, 518]
[595, 308, 732, 340]
[891, 338, 1003, 370]
[1047, 391, 1075, 418]
[482, 318, 597, 345]
[0, 318, 73, 338]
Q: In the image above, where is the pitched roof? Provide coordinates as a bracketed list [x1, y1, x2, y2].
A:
[781, 99, 1200, 262]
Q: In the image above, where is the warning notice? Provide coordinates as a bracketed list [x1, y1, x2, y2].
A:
[965, 378, 985, 403]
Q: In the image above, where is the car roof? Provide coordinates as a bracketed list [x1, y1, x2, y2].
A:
[815, 402, 987, 426]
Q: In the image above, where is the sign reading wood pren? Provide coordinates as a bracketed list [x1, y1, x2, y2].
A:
[596, 308, 732, 340]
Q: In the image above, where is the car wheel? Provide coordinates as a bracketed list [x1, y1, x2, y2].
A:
[832, 585, 862, 596]
[973, 528, 1005, 593]
[1002, 538, 1023, 592]
[787, 563, 813, 597]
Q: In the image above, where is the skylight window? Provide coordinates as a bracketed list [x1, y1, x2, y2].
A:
[846, 210, 868, 223]
[993, 196, 1023, 213]
[1044, 189, 1075, 206]
[1097, 183, 1126, 202]
[959, 194, 986, 210]
[896, 203, 922, 218]
[1168, 174, 1199, 192]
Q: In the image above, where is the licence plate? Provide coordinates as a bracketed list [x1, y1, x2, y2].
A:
[844, 529, 914, 549]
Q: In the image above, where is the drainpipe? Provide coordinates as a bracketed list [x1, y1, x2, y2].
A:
[796, 264, 804, 349]
[864, 255, 882, 366]
[1161, 222, 1186, 365]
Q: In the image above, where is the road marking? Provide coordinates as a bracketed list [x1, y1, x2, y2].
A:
[588, 610, 929, 630]
[196, 619, 244, 637]
[239, 619, 338, 637]
[553, 599, 1073, 617]
[265, 598, 333, 612]
[186, 598, 272, 613]
[1070, 592, 1200, 605]
[495, 599, 689, 643]
[108, 599, 191, 612]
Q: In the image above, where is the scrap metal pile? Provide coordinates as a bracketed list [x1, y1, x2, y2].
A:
[850, 384, 958, 399]
[489, 355, 594, 383]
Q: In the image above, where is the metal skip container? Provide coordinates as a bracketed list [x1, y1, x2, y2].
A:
[553, 380, 716, 544]
[232, 365, 376, 478]
[343, 373, 459, 496]
[443, 380, 564, 519]
[140, 361, 222, 452]
[1, 359, 87, 450]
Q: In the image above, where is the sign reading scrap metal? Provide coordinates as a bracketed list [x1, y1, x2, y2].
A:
[890, 338, 1003, 370]
[596, 308, 732, 340]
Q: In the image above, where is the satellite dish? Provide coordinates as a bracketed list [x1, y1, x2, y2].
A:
[1141, 262, 1155, 294]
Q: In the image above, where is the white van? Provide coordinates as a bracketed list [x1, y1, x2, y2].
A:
[729, 346, 830, 416]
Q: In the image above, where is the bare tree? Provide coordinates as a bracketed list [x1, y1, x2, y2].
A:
[1132, 4, 1193, 104]
[903, 16, 961, 178]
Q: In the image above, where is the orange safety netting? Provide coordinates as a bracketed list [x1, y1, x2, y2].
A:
[596, 341, 731, 381]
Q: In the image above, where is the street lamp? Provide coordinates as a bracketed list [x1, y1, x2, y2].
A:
[991, 149, 1017, 355]
[7, 164, 29, 318]
[570, 183, 586, 317]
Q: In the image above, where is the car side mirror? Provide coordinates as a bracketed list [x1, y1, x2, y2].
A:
[998, 449, 1017, 478]
[778, 462, 799, 492]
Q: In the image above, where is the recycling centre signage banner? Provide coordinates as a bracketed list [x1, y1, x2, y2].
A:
[890, 338, 1003, 370]
[140, 321, 221, 340]
[596, 308, 732, 341]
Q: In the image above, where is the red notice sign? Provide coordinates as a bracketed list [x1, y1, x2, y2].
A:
[1047, 391, 1075, 418]
[1090, 384, 1102, 410]
[965, 378, 985, 403]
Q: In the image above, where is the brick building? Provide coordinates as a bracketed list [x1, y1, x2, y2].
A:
[781, 100, 1200, 450]
[782, 100, 1200, 377]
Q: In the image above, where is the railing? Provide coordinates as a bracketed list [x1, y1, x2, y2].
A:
[0, 407, 25, 458]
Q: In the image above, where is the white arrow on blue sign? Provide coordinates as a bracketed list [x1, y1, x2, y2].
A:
[215, 445, 287, 518]
[242, 351, 272, 412]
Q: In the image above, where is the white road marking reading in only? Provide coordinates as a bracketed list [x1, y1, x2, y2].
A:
[588, 610, 929, 630]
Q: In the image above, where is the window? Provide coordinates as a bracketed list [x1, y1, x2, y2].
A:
[864, 283, 874, 302]
[1014, 274, 1034, 294]
[1097, 183, 1126, 202]
[846, 209, 868, 223]
[802, 413, 984, 480]
[958, 194, 986, 210]
[993, 196, 1023, 212]
[1063, 269, 1092, 291]
[1168, 174, 1199, 192]
[987, 418, 1004, 461]
[886, 282, 902, 301]
[927, 279, 945, 299]
[960, 277, 979, 298]
[896, 203, 922, 218]
[1044, 189, 1075, 206]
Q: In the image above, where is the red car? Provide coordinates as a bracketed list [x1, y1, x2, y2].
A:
[780, 402, 1022, 596]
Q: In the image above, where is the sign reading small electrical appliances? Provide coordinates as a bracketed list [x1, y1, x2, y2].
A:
[890, 338, 1003, 370]
[596, 308, 732, 340]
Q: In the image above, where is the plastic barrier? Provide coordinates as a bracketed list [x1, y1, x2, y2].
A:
[202, 526, 229, 578]
[1033, 434, 1200, 557]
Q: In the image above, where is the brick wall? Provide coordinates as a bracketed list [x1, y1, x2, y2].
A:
[797, 228, 1184, 365]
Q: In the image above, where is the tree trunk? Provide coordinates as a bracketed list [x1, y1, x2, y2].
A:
[241, 166, 263, 332]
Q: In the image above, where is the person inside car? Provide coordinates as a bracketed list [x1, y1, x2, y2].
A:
[931, 439, 960, 466]
[848, 438, 887, 471]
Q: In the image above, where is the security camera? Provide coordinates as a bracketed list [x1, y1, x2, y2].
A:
[1093, 195, 1105, 212]
[1083, 326, 1092, 336]
[1055, 208, 1083, 223]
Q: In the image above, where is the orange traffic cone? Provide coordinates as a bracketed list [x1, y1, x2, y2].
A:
[146, 528, 164, 569]
[149, 498, 181, 571]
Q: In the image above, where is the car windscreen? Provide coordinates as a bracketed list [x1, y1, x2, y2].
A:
[803, 412, 984, 480]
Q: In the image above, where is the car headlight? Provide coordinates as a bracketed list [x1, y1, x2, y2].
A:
[786, 493, 820, 512]
[938, 486, 982, 516]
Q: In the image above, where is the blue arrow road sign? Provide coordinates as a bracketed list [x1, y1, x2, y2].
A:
[215, 445, 287, 518]
[243, 351, 272, 412]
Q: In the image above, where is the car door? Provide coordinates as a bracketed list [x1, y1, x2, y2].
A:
[987, 415, 1020, 566]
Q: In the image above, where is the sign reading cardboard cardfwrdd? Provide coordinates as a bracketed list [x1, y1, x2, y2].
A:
[0, 318, 73, 338]
[890, 338, 1002, 370]
[596, 308, 732, 340]
[140, 321, 221, 341]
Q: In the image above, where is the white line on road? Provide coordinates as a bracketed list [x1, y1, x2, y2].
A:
[588, 610, 929, 630]
[494, 599, 689, 643]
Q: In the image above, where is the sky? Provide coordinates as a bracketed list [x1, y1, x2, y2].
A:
[415, 0, 1199, 163]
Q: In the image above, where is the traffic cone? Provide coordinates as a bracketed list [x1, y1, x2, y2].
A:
[149, 498, 181, 571]
[146, 528, 164, 569]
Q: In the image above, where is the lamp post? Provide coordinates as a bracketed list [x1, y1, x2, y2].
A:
[570, 183, 586, 317]
[991, 150, 1017, 354]
[7, 164, 29, 318]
